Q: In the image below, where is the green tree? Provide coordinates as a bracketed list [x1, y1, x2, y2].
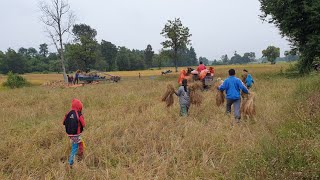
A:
[27, 48, 38, 58]
[154, 50, 173, 69]
[221, 54, 229, 64]
[130, 50, 145, 70]
[116, 47, 131, 71]
[262, 46, 280, 64]
[259, 0, 320, 73]
[72, 24, 97, 42]
[188, 47, 198, 66]
[39, 43, 49, 57]
[199, 57, 209, 65]
[18, 48, 28, 56]
[0, 51, 4, 73]
[161, 18, 192, 72]
[100, 40, 118, 71]
[230, 51, 242, 64]
[144, 44, 154, 68]
[66, 24, 99, 71]
[2, 49, 27, 74]
[243, 52, 256, 63]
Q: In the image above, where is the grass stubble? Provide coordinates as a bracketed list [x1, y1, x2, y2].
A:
[0, 63, 318, 179]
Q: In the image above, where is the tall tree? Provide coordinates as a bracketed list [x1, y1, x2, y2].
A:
[116, 47, 131, 71]
[39, 43, 49, 57]
[230, 51, 242, 64]
[161, 18, 192, 72]
[188, 47, 198, 66]
[262, 46, 280, 64]
[72, 24, 97, 42]
[0, 51, 4, 73]
[100, 40, 118, 71]
[221, 54, 229, 64]
[40, 0, 75, 82]
[69, 24, 99, 70]
[259, 0, 320, 73]
[199, 57, 209, 65]
[144, 44, 154, 68]
[27, 48, 38, 58]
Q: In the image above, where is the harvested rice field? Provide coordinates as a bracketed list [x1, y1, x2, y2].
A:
[0, 63, 319, 179]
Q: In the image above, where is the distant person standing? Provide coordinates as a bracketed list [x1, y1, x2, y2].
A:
[197, 61, 206, 72]
[67, 75, 72, 85]
[139, 73, 141, 79]
[243, 69, 254, 89]
[218, 69, 249, 124]
[74, 70, 80, 84]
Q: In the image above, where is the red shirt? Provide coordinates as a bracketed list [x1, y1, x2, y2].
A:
[197, 64, 206, 72]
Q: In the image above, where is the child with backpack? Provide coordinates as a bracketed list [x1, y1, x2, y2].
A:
[175, 79, 190, 117]
[63, 99, 86, 167]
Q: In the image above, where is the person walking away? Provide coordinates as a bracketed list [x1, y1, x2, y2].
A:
[63, 99, 86, 167]
[243, 69, 254, 89]
[197, 61, 206, 73]
[175, 79, 190, 117]
[218, 69, 249, 124]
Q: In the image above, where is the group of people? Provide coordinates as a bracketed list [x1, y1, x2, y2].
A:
[67, 71, 80, 85]
[62, 65, 254, 168]
[175, 63, 254, 121]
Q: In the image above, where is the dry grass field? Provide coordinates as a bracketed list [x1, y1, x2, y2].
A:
[0, 63, 319, 179]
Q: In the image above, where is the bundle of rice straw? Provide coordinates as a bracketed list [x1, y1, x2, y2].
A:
[162, 84, 175, 107]
[215, 78, 225, 107]
[189, 82, 203, 106]
[216, 91, 225, 107]
[241, 92, 256, 118]
[189, 81, 203, 91]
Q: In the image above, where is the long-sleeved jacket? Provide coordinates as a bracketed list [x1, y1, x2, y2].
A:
[63, 99, 86, 136]
[245, 74, 254, 87]
[219, 76, 249, 100]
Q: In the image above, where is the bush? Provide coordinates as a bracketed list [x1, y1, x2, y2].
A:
[2, 71, 30, 89]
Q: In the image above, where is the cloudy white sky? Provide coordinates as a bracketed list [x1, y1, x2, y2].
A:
[0, 0, 290, 60]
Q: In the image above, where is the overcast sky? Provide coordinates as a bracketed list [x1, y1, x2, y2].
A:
[0, 0, 290, 60]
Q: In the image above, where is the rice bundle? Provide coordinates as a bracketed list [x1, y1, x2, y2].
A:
[241, 92, 256, 117]
[189, 82, 203, 106]
[214, 78, 225, 107]
[162, 84, 175, 107]
[189, 82, 203, 91]
[216, 91, 225, 107]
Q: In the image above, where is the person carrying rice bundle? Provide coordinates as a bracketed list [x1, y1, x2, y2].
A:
[242, 69, 254, 89]
[175, 79, 190, 117]
[218, 69, 249, 124]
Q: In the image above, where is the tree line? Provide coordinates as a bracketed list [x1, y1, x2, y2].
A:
[0, 23, 199, 74]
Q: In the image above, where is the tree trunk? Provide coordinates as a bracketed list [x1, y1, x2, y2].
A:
[59, 34, 68, 83]
[174, 50, 178, 72]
